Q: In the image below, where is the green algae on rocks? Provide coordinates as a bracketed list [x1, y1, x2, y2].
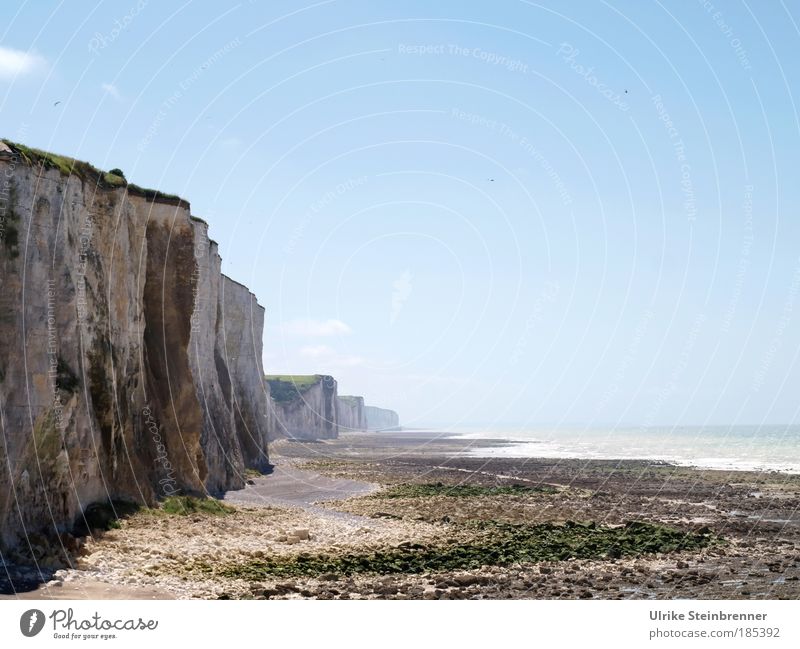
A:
[202, 520, 716, 580]
[372, 483, 558, 498]
[158, 496, 235, 516]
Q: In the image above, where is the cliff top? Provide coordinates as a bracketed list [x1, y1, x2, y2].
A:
[1, 139, 190, 210]
[266, 375, 323, 389]
[266, 375, 329, 403]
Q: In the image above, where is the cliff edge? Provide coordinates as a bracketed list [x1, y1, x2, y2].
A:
[364, 405, 400, 431]
[0, 141, 273, 551]
[337, 395, 366, 432]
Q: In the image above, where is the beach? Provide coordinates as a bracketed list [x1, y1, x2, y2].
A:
[3, 431, 799, 600]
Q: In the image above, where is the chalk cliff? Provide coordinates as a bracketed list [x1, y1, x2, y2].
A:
[0, 142, 272, 551]
[364, 405, 400, 431]
[337, 395, 366, 432]
[267, 375, 338, 440]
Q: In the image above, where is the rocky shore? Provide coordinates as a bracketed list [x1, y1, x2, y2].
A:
[3, 432, 798, 600]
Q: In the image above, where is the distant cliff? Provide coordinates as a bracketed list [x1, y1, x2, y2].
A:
[267, 378, 401, 438]
[267, 375, 338, 440]
[365, 405, 400, 431]
[337, 395, 366, 432]
[0, 141, 272, 550]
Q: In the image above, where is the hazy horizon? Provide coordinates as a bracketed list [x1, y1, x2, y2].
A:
[2, 1, 799, 428]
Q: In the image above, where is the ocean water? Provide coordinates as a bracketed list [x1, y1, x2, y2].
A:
[450, 425, 800, 474]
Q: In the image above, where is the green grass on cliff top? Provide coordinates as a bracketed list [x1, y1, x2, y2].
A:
[1, 139, 188, 207]
[265, 375, 323, 402]
[265, 374, 322, 386]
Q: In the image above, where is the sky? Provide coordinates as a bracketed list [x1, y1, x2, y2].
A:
[1, 1, 799, 429]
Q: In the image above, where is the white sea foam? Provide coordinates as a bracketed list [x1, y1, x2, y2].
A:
[450, 425, 800, 474]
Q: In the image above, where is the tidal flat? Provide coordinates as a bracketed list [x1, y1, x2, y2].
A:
[4, 432, 799, 600]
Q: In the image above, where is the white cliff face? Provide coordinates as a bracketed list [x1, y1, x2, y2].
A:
[218, 276, 273, 472]
[268, 376, 338, 440]
[337, 395, 366, 431]
[364, 406, 400, 431]
[0, 144, 271, 550]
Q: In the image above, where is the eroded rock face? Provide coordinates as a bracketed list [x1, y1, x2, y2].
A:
[0, 146, 271, 550]
[337, 396, 366, 432]
[268, 375, 339, 440]
[364, 406, 400, 431]
[218, 276, 273, 472]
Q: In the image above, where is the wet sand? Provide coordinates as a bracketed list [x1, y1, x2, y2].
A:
[0, 581, 171, 600]
[223, 463, 378, 508]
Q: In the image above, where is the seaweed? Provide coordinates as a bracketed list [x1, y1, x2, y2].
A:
[158, 496, 235, 516]
[372, 482, 558, 498]
[199, 520, 717, 580]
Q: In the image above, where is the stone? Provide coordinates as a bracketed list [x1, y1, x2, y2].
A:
[453, 574, 480, 587]
[377, 585, 398, 596]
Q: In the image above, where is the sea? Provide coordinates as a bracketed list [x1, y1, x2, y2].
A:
[447, 425, 800, 474]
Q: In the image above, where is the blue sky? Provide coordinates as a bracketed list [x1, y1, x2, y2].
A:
[2, 1, 799, 428]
